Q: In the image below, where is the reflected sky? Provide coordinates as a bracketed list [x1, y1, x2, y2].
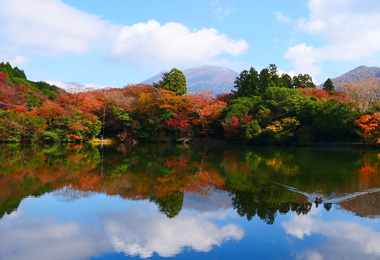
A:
[104, 208, 243, 258]
[1, 143, 380, 259]
[1, 190, 380, 260]
[283, 206, 380, 260]
[0, 191, 243, 260]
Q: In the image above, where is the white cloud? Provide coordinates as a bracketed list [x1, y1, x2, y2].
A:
[0, 203, 243, 260]
[0, 216, 106, 260]
[284, 43, 322, 76]
[283, 207, 380, 260]
[285, 0, 380, 78]
[298, 18, 325, 33]
[0, 0, 247, 68]
[282, 206, 320, 239]
[0, 0, 114, 55]
[105, 208, 244, 258]
[278, 69, 297, 77]
[274, 11, 291, 23]
[111, 20, 248, 67]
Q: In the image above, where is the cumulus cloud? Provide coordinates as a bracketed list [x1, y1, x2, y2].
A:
[0, 0, 114, 54]
[284, 43, 322, 76]
[111, 20, 247, 66]
[285, 0, 380, 77]
[282, 207, 380, 259]
[0, 216, 106, 260]
[105, 208, 244, 258]
[0, 202, 243, 260]
[0, 0, 247, 67]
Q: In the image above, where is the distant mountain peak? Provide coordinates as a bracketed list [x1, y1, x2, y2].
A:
[331, 65, 380, 88]
[141, 66, 238, 94]
[354, 65, 369, 69]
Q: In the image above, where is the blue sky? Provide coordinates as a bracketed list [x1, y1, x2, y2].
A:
[1, 0, 380, 89]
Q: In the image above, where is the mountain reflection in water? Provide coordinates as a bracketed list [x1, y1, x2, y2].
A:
[1, 143, 380, 259]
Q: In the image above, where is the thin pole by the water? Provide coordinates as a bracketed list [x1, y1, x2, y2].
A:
[102, 105, 105, 138]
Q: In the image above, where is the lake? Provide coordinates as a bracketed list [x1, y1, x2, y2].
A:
[0, 143, 379, 260]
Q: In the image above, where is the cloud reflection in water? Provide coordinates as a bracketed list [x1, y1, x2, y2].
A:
[0, 197, 243, 260]
[104, 207, 244, 258]
[282, 207, 380, 260]
[0, 216, 106, 260]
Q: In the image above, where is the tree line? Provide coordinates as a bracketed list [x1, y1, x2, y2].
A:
[0, 62, 379, 145]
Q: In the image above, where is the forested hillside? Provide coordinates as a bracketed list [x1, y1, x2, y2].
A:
[0, 62, 379, 145]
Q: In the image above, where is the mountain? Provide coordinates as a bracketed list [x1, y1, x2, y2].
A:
[183, 190, 232, 212]
[141, 66, 239, 94]
[331, 66, 380, 87]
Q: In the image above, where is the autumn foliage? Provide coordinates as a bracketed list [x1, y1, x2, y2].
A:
[0, 72, 7, 83]
[0, 62, 376, 144]
[355, 113, 380, 144]
[0, 66, 227, 142]
[297, 87, 346, 103]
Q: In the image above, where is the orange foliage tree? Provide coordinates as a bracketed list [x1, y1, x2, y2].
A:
[356, 153, 380, 186]
[355, 113, 380, 144]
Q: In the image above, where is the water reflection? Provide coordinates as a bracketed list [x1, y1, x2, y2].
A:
[183, 190, 232, 212]
[1, 143, 380, 222]
[104, 208, 243, 258]
[0, 194, 242, 260]
[1, 143, 380, 259]
[0, 210, 107, 260]
[283, 207, 380, 260]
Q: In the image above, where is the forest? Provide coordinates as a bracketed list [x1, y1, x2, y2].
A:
[0, 62, 379, 145]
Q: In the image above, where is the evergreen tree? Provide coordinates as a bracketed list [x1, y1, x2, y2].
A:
[258, 68, 272, 93]
[268, 64, 278, 78]
[280, 73, 293, 88]
[293, 74, 315, 88]
[153, 68, 187, 95]
[0, 62, 26, 80]
[233, 67, 260, 97]
[268, 64, 283, 88]
[323, 78, 335, 91]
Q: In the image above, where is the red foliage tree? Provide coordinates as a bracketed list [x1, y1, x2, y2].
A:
[222, 116, 240, 138]
[297, 87, 346, 102]
[188, 91, 227, 136]
[0, 72, 7, 84]
[166, 112, 192, 133]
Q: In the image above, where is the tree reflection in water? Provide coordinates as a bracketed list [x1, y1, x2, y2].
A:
[150, 191, 184, 218]
[0, 143, 380, 222]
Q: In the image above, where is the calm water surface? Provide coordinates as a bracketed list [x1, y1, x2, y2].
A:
[1, 143, 380, 260]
